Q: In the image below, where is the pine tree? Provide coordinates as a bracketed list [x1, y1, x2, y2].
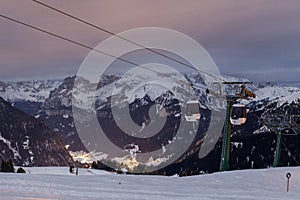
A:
[0, 160, 5, 172]
[0, 159, 15, 173]
[7, 159, 14, 172]
[91, 161, 98, 169]
[17, 167, 26, 173]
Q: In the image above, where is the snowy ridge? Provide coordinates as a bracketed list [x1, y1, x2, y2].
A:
[0, 80, 61, 102]
[73, 72, 223, 111]
[271, 92, 300, 107]
[253, 125, 271, 134]
[3, 75, 299, 111]
[255, 84, 300, 104]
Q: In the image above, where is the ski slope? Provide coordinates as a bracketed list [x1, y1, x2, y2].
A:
[0, 167, 300, 200]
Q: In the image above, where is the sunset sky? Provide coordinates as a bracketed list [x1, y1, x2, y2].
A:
[1, 0, 300, 82]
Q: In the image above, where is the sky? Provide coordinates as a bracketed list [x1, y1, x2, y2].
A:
[0, 0, 300, 82]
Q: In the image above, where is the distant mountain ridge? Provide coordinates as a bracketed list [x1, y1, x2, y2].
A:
[0, 80, 61, 103]
[0, 80, 61, 116]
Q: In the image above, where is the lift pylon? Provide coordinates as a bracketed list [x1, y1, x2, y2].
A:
[219, 82, 256, 171]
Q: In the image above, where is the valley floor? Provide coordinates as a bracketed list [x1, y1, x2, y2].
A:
[0, 167, 300, 200]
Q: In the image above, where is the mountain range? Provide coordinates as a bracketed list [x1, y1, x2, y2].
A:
[1, 73, 300, 173]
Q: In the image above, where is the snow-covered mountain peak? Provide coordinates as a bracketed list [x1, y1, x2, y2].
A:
[254, 83, 300, 107]
[0, 80, 61, 103]
[255, 84, 300, 100]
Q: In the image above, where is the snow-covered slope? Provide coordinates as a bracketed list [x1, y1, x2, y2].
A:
[0, 97, 74, 166]
[1, 167, 300, 199]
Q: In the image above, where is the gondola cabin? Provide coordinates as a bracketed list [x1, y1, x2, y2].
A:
[230, 103, 247, 125]
[185, 100, 201, 122]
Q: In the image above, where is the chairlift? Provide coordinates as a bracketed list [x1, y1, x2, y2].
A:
[185, 100, 201, 122]
[230, 103, 247, 125]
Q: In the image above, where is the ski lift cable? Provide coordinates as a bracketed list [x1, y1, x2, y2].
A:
[31, 0, 226, 83]
[0, 14, 181, 76]
[30, 0, 261, 104]
[0, 14, 210, 112]
[0, 13, 222, 98]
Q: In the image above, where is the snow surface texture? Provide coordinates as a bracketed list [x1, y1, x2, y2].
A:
[0, 167, 300, 200]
